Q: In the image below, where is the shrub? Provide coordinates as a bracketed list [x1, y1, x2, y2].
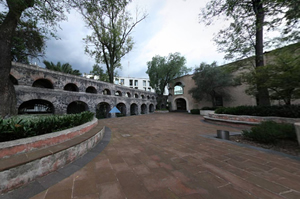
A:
[242, 121, 297, 144]
[190, 109, 200, 114]
[214, 105, 300, 118]
[0, 111, 94, 142]
[201, 107, 217, 110]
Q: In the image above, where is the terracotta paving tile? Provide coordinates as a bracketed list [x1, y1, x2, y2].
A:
[123, 156, 142, 166]
[111, 162, 131, 173]
[133, 164, 151, 175]
[94, 168, 116, 185]
[281, 191, 300, 199]
[73, 193, 100, 199]
[72, 177, 98, 198]
[149, 188, 180, 199]
[30, 191, 47, 199]
[45, 189, 72, 199]
[98, 182, 124, 199]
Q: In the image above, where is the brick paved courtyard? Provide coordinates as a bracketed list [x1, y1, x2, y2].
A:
[15, 113, 300, 198]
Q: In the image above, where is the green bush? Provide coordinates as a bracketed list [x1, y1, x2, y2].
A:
[214, 105, 300, 118]
[190, 109, 200, 114]
[242, 121, 297, 144]
[201, 107, 217, 110]
[0, 111, 94, 142]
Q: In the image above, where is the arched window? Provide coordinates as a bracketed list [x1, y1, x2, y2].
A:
[64, 83, 79, 92]
[174, 82, 184, 95]
[18, 99, 54, 114]
[134, 93, 139, 98]
[126, 92, 131, 97]
[115, 91, 122, 96]
[67, 101, 89, 114]
[102, 89, 111, 95]
[86, 86, 97, 94]
[32, 79, 53, 89]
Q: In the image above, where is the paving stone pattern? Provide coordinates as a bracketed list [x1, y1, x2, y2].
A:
[30, 113, 300, 199]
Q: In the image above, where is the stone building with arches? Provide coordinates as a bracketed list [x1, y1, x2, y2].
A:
[168, 74, 256, 112]
[10, 62, 156, 117]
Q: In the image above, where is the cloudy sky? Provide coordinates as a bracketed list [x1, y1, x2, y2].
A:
[34, 0, 228, 78]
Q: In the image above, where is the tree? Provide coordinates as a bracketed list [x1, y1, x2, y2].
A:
[43, 60, 82, 76]
[189, 62, 236, 107]
[0, 13, 45, 64]
[146, 52, 191, 96]
[0, 0, 69, 118]
[241, 45, 300, 105]
[72, 0, 147, 83]
[90, 64, 109, 82]
[199, 0, 299, 106]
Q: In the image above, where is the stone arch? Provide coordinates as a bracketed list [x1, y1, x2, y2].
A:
[115, 90, 122, 96]
[152, 96, 155, 100]
[10, 74, 18, 85]
[147, 95, 150, 100]
[102, 89, 111, 95]
[130, 103, 138, 115]
[32, 78, 53, 89]
[149, 104, 155, 113]
[96, 102, 111, 119]
[134, 93, 139, 99]
[141, 104, 147, 114]
[126, 92, 131, 97]
[173, 97, 188, 111]
[86, 86, 97, 94]
[116, 102, 126, 117]
[64, 83, 79, 92]
[18, 99, 54, 114]
[174, 82, 184, 95]
[141, 94, 145, 99]
[67, 101, 89, 114]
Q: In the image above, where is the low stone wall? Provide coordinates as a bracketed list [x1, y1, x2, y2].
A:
[0, 119, 105, 194]
[0, 118, 98, 159]
[205, 113, 300, 125]
[200, 110, 215, 116]
[294, 123, 300, 146]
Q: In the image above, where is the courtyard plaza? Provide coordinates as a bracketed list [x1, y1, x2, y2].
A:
[5, 112, 300, 199]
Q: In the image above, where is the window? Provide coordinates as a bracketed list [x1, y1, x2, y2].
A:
[120, 79, 124, 85]
[115, 78, 119, 84]
[174, 82, 183, 95]
[143, 80, 146, 87]
[148, 88, 151, 92]
[134, 80, 138, 87]
[129, 79, 133, 86]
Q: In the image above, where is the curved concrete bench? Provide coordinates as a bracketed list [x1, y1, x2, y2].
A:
[0, 118, 106, 194]
[204, 113, 300, 125]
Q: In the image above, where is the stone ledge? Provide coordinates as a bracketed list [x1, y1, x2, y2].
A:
[0, 118, 98, 159]
[205, 113, 300, 125]
[0, 120, 106, 194]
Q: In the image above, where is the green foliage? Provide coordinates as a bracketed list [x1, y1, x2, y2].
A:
[189, 62, 236, 107]
[0, 13, 45, 64]
[190, 109, 200, 114]
[73, 0, 147, 83]
[43, 60, 82, 76]
[89, 64, 113, 82]
[215, 105, 300, 118]
[0, 111, 94, 142]
[146, 52, 191, 96]
[201, 107, 217, 110]
[242, 121, 296, 144]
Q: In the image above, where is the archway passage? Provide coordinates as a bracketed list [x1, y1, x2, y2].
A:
[64, 83, 79, 92]
[141, 104, 147, 114]
[18, 99, 54, 114]
[116, 103, 126, 117]
[149, 104, 154, 113]
[130, 103, 138, 115]
[96, 102, 111, 119]
[32, 79, 53, 89]
[175, 98, 187, 111]
[86, 86, 97, 94]
[67, 101, 88, 114]
[102, 89, 111, 95]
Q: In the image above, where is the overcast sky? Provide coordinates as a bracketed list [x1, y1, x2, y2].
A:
[34, 0, 228, 78]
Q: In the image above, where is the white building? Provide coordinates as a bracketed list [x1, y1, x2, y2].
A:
[114, 77, 155, 92]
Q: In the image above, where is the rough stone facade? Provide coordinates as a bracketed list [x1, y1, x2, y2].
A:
[10, 62, 157, 116]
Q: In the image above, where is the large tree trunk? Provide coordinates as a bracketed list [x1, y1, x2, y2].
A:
[253, 0, 270, 106]
[0, 0, 34, 118]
